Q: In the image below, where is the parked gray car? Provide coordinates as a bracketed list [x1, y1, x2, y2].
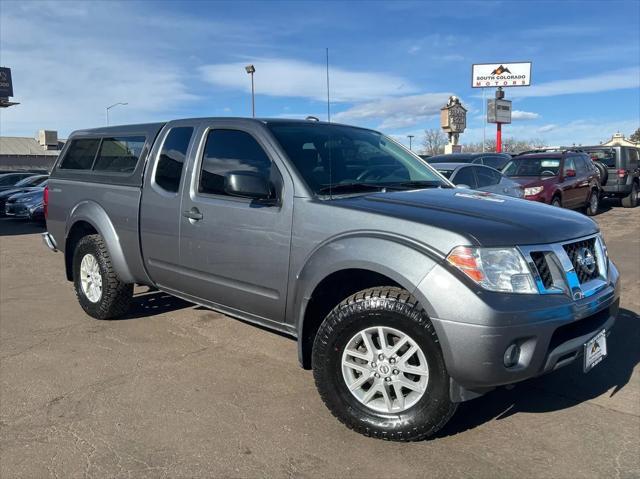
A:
[43, 118, 620, 441]
[433, 162, 523, 198]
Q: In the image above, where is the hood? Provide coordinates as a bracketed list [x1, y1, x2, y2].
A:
[0, 186, 41, 199]
[508, 176, 557, 188]
[333, 188, 597, 247]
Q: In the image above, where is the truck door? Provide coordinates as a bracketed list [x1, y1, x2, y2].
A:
[140, 122, 196, 288]
[177, 122, 294, 324]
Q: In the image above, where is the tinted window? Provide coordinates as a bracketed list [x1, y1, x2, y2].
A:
[59, 139, 100, 170]
[452, 166, 477, 188]
[155, 127, 194, 193]
[628, 149, 639, 167]
[474, 166, 501, 187]
[199, 129, 271, 196]
[584, 148, 617, 168]
[93, 136, 145, 173]
[575, 156, 588, 174]
[436, 168, 454, 179]
[479, 155, 509, 170]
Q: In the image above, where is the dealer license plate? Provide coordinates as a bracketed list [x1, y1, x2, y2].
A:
[583, 330, 607, 372]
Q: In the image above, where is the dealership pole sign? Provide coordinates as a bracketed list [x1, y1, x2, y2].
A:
[0, 67, 19, 108]
[471, 62, 532, 88]
[471, 62, 532, 152]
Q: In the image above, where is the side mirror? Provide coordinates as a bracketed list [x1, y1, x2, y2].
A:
[224, 171, 272, 199]
[565, 169, 576, 177]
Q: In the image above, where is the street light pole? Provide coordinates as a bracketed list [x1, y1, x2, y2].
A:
[245, 65, 256, 118]
[106, 102, 128, 126]
[407, 135, 415, 151]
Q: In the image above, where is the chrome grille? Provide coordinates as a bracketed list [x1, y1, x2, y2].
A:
[563, 238, 599, 284]
[530, 251, 553, 289]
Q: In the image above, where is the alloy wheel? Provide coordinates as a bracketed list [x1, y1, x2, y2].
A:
[80, 253, 102, 303]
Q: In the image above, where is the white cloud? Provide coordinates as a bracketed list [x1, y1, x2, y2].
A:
[333, 93, 452, 130]
[408, 45, 422, 55]
[0, 3, 199, 136]
[512, 110, 540, 120]
[199, 58, 417, 102]
[511, 67, 640, 98]
[537, 124, 557, 133]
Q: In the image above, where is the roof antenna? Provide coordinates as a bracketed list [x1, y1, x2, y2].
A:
[326, 47, 333, 199]
[326, 47, 331, 123]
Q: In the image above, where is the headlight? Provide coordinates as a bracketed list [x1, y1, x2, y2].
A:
[524, 186, 544, 196]
[446, 246, 537, 294]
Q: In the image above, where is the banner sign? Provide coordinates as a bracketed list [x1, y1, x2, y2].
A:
[0, 68, 14, 97]
[472, 62, 531, 88]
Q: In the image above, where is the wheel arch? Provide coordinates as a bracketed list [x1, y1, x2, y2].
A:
[292, 235, 442, 369]
[64, 201, 135, 283]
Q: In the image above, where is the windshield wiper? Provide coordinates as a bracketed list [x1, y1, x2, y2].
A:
[384, 180, 447, 190]
[317, 182, 387, 195]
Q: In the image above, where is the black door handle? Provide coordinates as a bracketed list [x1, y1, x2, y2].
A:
[183, 208, 203, 221]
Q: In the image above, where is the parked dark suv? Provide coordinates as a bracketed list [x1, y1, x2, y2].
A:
[503, 150, 601, 215]
[580, 146, 639, 208]
[427, 152, 512, 170]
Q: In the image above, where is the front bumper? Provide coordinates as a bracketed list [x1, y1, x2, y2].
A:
[415, 258, 620, 399]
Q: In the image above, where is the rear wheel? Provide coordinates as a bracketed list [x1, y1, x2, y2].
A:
[621, 182, 638, 208]
[73, 234, 133, 319]
[585, 189, 599, 216]
[312, 287, 456, 441]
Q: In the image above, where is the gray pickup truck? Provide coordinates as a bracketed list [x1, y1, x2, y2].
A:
[44, 118, 620, 441]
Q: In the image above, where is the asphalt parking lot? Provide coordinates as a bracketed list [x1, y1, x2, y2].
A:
[1, 203, 638, 478]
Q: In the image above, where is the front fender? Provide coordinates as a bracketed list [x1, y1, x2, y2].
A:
[66, 200, 135, 283]
[291, 233, 443, 361]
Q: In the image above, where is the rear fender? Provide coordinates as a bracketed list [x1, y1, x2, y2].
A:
[66, 200, 134, 283]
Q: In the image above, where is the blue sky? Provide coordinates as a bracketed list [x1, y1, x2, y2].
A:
[1, 0, 638, 148]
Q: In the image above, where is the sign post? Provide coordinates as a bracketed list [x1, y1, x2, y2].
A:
[472, 62, 531, 152]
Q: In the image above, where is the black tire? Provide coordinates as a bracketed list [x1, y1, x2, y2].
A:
[585, 189, 599, 216]
[312, 287, 456, 441]
[72, 234, 133, 319]
[551, 195, 562, 208]
[621, 182, 638, 208]
[593, 161, 608, 186]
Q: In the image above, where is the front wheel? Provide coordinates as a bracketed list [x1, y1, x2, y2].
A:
[312, 287, 456, 441]
[73, 234, 133, 319]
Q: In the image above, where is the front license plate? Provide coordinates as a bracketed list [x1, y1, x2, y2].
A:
[584, 330, 607, 372]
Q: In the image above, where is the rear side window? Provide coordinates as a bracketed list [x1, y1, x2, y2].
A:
[59, 139, 100, 170]
[628, 149, 639, 167]
[155, 127, 194, 193]
[453, 166, 477, 188]
[585, 148, 617, 168]
[93, 136, 146, 173]
[474, 166, 501, 186]
[199, 129, 271, 196]
[479, 155, 507, 170]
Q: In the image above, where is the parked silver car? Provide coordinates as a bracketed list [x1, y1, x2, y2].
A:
[434, 162, 523, 198]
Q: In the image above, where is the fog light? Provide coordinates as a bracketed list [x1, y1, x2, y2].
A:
[504, 343, 521, 368]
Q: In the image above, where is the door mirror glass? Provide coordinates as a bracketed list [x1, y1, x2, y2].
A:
[224, 171, 271, 199]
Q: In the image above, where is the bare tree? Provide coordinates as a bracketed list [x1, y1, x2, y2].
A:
[630, 128, 640, 144]
[421, 128, 447, 156]
[463, 137, 547, 154]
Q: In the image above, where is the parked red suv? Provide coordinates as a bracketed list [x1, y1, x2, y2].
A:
[503, 150, 601, 215]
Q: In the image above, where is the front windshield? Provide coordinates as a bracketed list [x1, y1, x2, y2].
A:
[503, 157, 561, 177]
[14, 176, 46, 187]
[267, 122, 449, 196]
